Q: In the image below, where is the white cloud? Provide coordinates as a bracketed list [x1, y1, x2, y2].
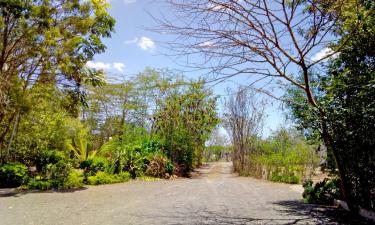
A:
[138, 37, 155, 51]
[86, 61, 111, 70]
[125, 36, 156, 51]
[86, 61, 125, 73]
[311, 47, 338, 62]
[198, 41, 215, 48]
[113, 62, 125, 72]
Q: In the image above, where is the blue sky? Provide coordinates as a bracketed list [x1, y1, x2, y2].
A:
[87, 0, 328, 136]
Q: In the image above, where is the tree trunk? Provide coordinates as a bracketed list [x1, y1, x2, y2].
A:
[319, 115, 360, 213]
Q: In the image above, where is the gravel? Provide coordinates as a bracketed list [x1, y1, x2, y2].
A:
[0, 162, 370, 225]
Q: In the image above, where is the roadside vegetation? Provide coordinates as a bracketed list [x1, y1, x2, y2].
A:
[223, 87, 319, 184]
[0, 1, 219, 190]
[158, 0, 375, 215]
[0, 0, 374, 220]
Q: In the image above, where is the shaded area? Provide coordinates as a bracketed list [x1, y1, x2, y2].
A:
[274, 200, 372, 225]
[128, 201, 372, 225]
[0, 187, 87, 198]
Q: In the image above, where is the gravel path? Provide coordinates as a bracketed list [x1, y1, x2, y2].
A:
[0, 162, 369, 225]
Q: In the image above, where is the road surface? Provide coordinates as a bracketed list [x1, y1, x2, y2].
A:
[0, 162, 369, 224]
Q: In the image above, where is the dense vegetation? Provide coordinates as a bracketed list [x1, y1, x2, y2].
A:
[0, 0, 374, 219]
[0, 1, 219, 189]
[287, 0, 375, 212]
[0, 68, 219, 189]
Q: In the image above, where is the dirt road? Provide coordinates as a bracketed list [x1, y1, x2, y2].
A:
[0, 162, 368, 225]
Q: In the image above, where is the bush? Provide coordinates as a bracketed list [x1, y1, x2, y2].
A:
[27, 170, 83, 190]
[80, 156, 109, 176]
[271, 174, 300, 184]
[0, 163, 29, 188]
[145, 154, 167, 178]
[63, 169, 84, 188]
[47, 160, 72, 188]
[35, 150, 66, 171]
[302, 178, 342, 205]
[27, 180, 52, 190]
[87, 171, 130, 185]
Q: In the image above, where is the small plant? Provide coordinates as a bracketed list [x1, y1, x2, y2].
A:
[63, 169, 84, 188]
[87, 171, 130, 185]
[47, 160, 72, 188]
[0, 163, 29, 188]
[27, 180, 52, 190]
[271, 174, 300, 184]
[165, 160, 174, 175]
[302, 178, 342, 205]
[80, 156, 109, 176]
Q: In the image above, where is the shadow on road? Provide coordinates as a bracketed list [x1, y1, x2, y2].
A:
[273, 200, 372, 225]
[128, 201, 372, 225]
[0, 187, 88, 198]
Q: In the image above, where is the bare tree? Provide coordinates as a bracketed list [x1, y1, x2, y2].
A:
[154, 0, 372, 211]
[154, 0, 345, 104]
[223, 87, 265, 172]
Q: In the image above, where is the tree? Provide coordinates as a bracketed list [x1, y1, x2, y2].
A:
[0, 0, 115, 161]
[153, 81, 219, 173]
[157, 0, 374, 212]
[288, 0, 375, 211]
[223, 87, 265, 172]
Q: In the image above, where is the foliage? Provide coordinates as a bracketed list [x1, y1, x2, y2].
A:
[287, 0, 375, 211]
[102, 137, 169, 178]
[0, 0, 115, 161]
[237, 129, 319, 184]
[87, 171, 130, 185]
[270, 175, 300, 184]
[63, 169, 84, 189]
[46, 160, 72, 188]
[7, 86, 74, 165]
[80, 156, 110, 176]
[154, 81, 219, 173]
[0, 162, 29, 187]
[203, 145, 231, 162]
[65, 120, 96, 163]
[27, 169, 84, 190]
[27, 180, 52, 190]
[303, 178, 342, 205]
[35, 150, 66, 172]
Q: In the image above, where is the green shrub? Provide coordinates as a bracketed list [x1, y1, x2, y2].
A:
[47, 160, 72, 188]
[35, 150, 66, 171]
[27, 180, 52, 190]
[63, 169, 84, 188]
[271, 174, 300, 184]
[165, 160, 174, 175]
[302, 178, 342, 205]
[87, 171, 130, 185]
[26, 170, 83, 190]
[80, 156, 109, 176]
[288, 175, 300, 184]
[0, 163, 29, 188]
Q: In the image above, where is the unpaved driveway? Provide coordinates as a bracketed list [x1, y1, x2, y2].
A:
[0, 162, 369, 225]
